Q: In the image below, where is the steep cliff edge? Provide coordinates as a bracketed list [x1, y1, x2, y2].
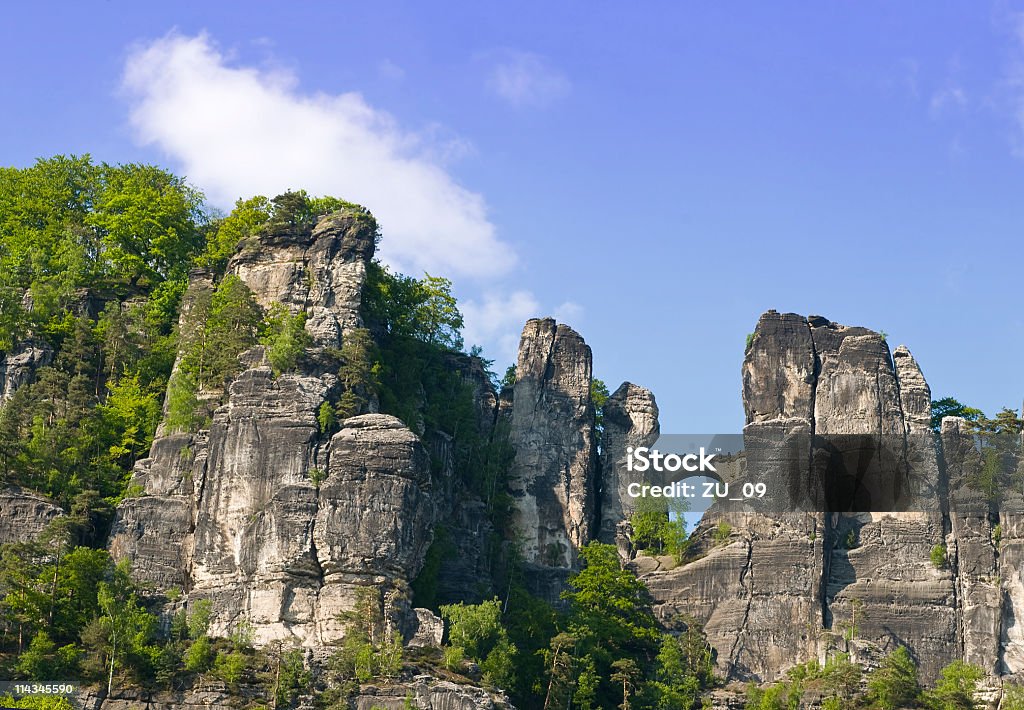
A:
[640, 310, 1022, 687]
[507, 318, 597, 595]
[109, 208, 441, 647]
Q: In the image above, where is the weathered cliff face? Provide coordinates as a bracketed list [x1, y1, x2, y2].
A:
[78, 675, 511, 710]
[111, 209, 440, 646]
[227, 210, 375, 348]
[598, 382, 659, 545]
[643, 311, 957, 682]
[0, 486, 64, 545]
[507, 318, 596, 581]
[0, 340, 52, 403]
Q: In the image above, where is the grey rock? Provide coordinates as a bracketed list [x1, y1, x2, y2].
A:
[314, 413, 434, 644]
[598, 382, 660, 545]
[643, 312, 959, 682]
[0, 486, 63, 544]
[228, 208, 376, 349]
[507, 318, 596, 575]
[0, 340, 52, 403]
[354, 677, 512, 709]
[407, 607, 445, 648]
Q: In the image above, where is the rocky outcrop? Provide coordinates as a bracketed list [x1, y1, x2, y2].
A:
[643, 311, 956, 682]
[598, 382, 659, 545]
[0, 340, 52, 403]
[312, 413, 434, 644]
[188, 369, 330, 644]
[112, 209, 441, 647]
[0, 486, 64, 544]
[77, 674, 511, 710]
[227, 207, 375, 348]
[507, 318, 596, 581]
[353, 678, 511, 709]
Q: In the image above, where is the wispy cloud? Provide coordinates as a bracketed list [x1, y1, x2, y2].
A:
[485, 50, 570, 108]
[929, 86, 967, 117]
[461, 291, 586, 366]
[1007, 13, 1024, 157]
[122, 32, 515, 279]
[462, 290, 541, 365]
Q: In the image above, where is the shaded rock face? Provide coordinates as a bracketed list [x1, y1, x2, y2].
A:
[0, 486, 64, 544]
[0, 340, 52, 403]
[227, 208, 376, 348]
[644, 311, 954, 681]
[508, 318, 596, 577]
[598, 382, 660, 545]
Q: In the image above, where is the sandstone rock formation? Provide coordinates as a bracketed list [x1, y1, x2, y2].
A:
[0, 340, 52, 403]
[0, 486, 64, 544]
[598, 382, 659, 545]
[507, 318, 596, 582]
[227, 208, 375, 349]
[642, 311, 957, 682]
[110, 209, 441, 647]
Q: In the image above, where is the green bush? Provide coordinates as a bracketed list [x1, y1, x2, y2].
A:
[931, 543, 948, 569]
[262, 304, 311, 375]
[713, 521, 733, 543]
[924, 659, 983, 709]
[183, 635, 215, 673]
[213, 650, 247, 686]
[866, 646, 919, 709]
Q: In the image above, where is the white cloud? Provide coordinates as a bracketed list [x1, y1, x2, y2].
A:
[485, 50, 569, 108]
[929, 86, 967, 117]
[122, 32, 515, 279]
[553, 300, 584, 324]
[461, 292, 585, 366]
[462, 290, 541, 365]
[377, 59, 405, 81]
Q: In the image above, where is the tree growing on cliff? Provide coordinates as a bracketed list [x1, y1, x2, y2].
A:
[930, 397, 982, 434]
[440, 598, 518, 690]
[866, 645, 920, 709]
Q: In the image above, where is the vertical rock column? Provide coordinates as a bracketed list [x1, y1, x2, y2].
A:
[598, 382, 659, 546]
[508, 318, 597, 587]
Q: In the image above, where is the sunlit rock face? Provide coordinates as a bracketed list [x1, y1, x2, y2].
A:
[507, 318, 597, 599]
[110, 210, 436, 646]
[227, 208, 376, 349]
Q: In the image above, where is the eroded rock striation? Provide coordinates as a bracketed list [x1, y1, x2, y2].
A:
[640, 310, 1017, 684]
[0, 486, 64, 545]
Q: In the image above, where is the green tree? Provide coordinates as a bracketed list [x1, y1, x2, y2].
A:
[15, 631, 78, 679]
[183, 635, 215, 673]
[924, 660, 983, 710]
[199, 195, 272, 270]
[262, 305, 311, 375]
[561, 542, 661, 708]
[363, 262, 464, 349]
[645, 627, 714, 709]
[440, 598, 518, 689]
[866, 646, 920, 710]
[86, 163, 205, 286]
[930, 397, 983, 433]
[93, 560, 160, 694]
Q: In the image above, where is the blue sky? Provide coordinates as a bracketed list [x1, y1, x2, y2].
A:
[4, 2, 1024, 432]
